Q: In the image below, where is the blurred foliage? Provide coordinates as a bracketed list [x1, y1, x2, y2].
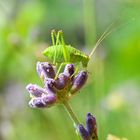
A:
[0, 0, 140, 140]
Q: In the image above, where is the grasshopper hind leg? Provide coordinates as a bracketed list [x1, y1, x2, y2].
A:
[51, 29, 57, 46]
[52, 30, 62, 65]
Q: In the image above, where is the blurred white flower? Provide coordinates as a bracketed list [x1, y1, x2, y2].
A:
[107, 134, 128, 140]
[101, 81, 140, 112]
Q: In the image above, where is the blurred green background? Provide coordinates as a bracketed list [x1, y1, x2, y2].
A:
[0, 0, 140, 140]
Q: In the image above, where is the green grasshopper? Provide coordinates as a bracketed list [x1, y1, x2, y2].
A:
[43, 26, 112, 69]
[43, 30, 89, 68]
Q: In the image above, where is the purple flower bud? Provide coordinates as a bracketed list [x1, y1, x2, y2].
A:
[44, 78, 56, 94]
[54, 73, 69, 90]
[26, 84, 45, 97]
[29, 94, 57, 108]
[64, 64, 75, 77]
[70, 70, 88, 94]
[29, 97, 46, 108]
[42, 94, 57, 107]
[78, 124, 90, 140]
[86, 113, 98, 139]
[36, 62, 55, 79]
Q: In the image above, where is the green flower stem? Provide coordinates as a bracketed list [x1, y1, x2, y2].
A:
[63, 100, 80, 126]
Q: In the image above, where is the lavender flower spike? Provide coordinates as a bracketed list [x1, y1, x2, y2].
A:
[86, 113, 98, 139]
[78, 124, 90, 140]
[36, 61, 55, 79]
[26, 84, 45, 97]
[70, 70, 88, 94]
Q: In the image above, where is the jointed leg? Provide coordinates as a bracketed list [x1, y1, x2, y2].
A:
[58, 31, 70, 62]
[51, 30, 62, 45]
[51, 29, 56, 46]
[51, 30, 70, 67]
[52, 31, 61, 64]
[56, 30, 62, 45]
[60, 31, 65, 45]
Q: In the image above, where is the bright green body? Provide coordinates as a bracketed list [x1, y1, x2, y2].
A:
[43, 45, 89, 67]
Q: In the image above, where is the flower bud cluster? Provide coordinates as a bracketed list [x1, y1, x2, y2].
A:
[78, 113, 98, 140]
[26, 62, 88, 108]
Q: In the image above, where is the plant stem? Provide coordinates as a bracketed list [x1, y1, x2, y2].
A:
[63, 100, 80, 126]
[63, 101, 99, 140]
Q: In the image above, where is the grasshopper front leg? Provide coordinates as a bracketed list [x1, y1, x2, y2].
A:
[59, 31, 70, 63]
[52, 30, 62, 65]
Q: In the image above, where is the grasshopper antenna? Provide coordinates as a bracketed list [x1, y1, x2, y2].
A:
[89, 17, 120, 58]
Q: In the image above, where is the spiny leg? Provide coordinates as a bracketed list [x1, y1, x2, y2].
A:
[56, 30, 62, 45]
[51, 29, 56, 46]
[59, 31, 70, 62]
[51, 30, 62, 45]
[53, 31, 62, 65]
[54, 30, 70, 64]
[60, 30, 65, 45]
[51, 30, 57, 65]
[53, 31, 71, 78]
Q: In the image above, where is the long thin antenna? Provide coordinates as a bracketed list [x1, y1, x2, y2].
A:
[89, 17, 121, 58]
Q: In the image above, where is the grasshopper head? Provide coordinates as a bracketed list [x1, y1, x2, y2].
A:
[82, 56, 89, 68]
